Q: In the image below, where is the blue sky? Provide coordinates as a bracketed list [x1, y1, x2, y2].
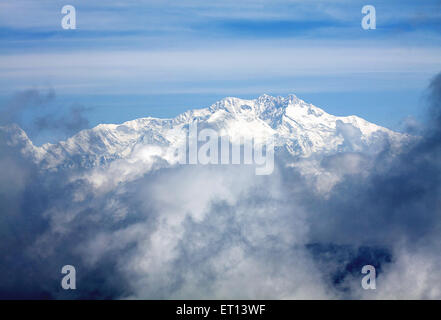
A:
[1, 0, 441, 143]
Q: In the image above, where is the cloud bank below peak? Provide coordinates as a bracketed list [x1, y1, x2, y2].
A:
[1, 73, 441, 299]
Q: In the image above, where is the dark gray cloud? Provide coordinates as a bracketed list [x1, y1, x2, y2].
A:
[0, 89, 90, 140]
[0, 89, 55, 125]
[294, 73, 441, 297]
[305, 73, 441, 246]
[33, 104, 90, 137]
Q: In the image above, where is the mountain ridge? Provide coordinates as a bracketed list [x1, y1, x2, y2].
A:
[1, 94, 404, 171]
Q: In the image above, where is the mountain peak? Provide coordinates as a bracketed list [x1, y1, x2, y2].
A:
[207, 94, 308, 118]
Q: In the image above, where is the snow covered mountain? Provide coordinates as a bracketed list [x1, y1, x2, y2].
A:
[1, 94, 403, 173]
